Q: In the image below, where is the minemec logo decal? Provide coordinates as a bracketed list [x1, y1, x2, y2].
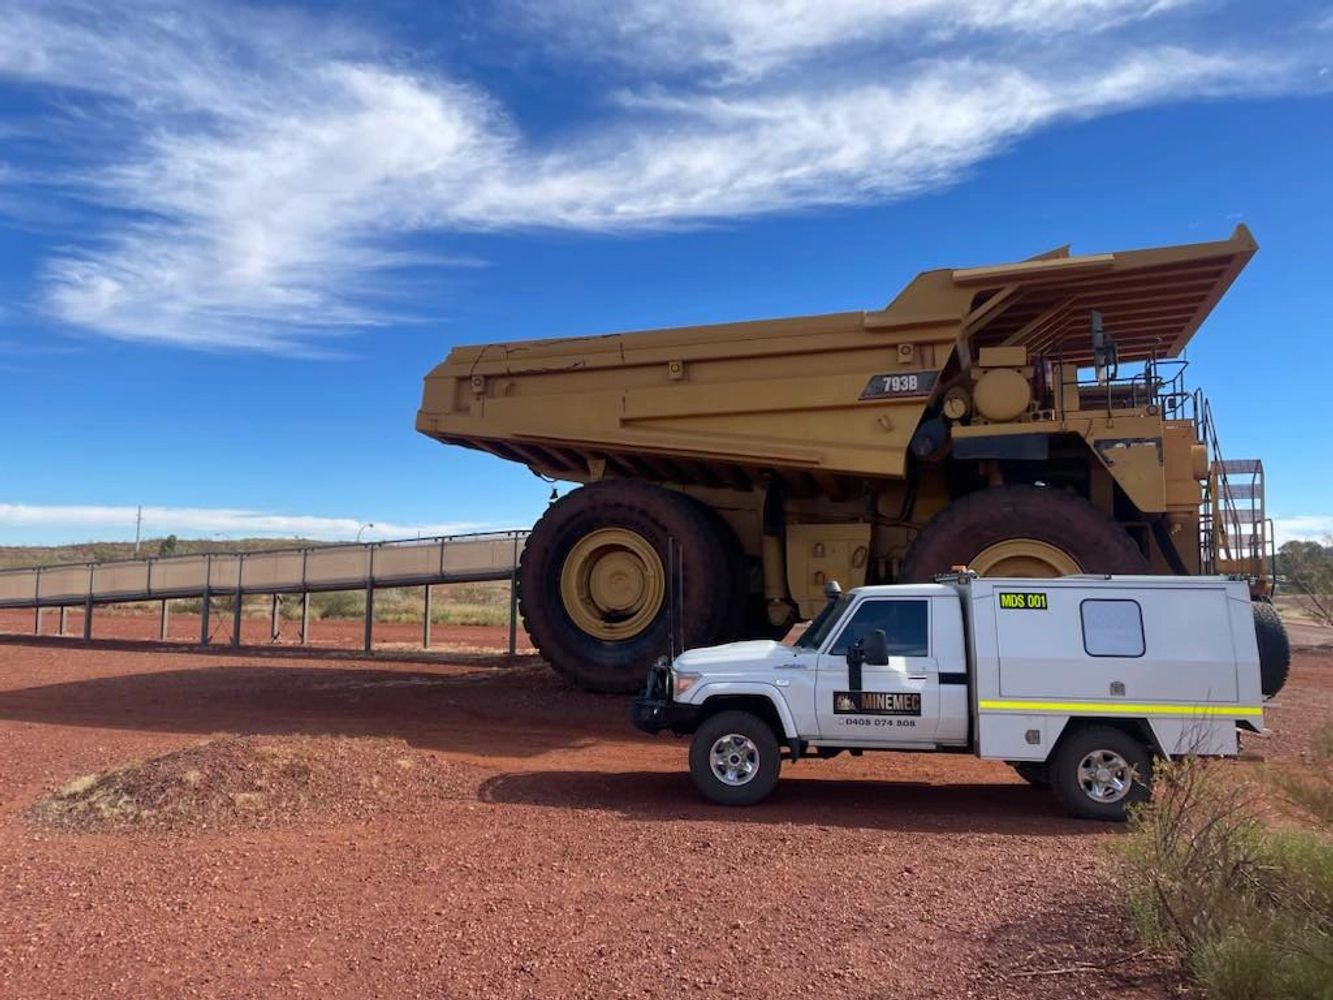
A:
[999, 591, 1048, 610]
[833, 691, 922, 716]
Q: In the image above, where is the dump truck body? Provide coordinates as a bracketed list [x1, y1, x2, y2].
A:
[418, 227, 1274, 692]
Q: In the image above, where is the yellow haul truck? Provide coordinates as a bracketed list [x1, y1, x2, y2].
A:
[417, 227, 1279, 692]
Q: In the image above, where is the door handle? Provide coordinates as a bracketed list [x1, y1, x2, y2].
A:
[907, 675, 928, 681]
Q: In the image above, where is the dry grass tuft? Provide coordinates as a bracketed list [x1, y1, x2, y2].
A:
[1115, 742, 1333, 1000]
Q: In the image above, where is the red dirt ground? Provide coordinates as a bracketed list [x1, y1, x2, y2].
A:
[0, 624, 1326, 999]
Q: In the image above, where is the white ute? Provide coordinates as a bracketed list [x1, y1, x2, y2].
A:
[631, 573, 1290, 820]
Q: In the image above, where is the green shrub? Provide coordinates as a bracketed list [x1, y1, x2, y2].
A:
[251, 585, 515, 626]
[1116, 738, 1333, 1000]
[429, 602, 510, 627]
[310, 591, 365, 620]
[1274, 726, 1333, 827]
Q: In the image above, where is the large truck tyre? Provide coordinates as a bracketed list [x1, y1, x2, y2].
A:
[1252, 601, 1291, 698]
[899, 485, 1149, 582]
[677, 496, 751, 643]
[519, 481, 741, 693]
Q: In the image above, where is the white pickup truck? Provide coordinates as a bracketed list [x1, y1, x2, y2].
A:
[631, 574, 1290, 820]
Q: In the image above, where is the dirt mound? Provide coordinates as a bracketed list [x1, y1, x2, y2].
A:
[30, 735, 484, 833]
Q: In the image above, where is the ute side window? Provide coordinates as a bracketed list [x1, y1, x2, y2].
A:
[828, 599, 929, 657]
[1080, 599, 1145, 657]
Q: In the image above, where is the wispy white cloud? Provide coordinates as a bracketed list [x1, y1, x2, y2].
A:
[465, 47, 1273, 228]
[0, 503, 488, 542]
[511, 0, 1197, 81]
[1274, 515, 1333, 546]
[0, 0, 1326, 353]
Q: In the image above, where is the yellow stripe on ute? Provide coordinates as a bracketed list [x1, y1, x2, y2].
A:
[979, 699, 1262, 717]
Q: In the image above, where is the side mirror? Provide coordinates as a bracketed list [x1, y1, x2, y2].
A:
[863, 628, 890, 667]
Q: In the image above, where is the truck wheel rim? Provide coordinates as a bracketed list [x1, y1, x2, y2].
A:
[709, 734, 760, 786]
[971, 538, 1081, 577]
[560, 528, 665, 641]
[1077, 749, 1133, 803]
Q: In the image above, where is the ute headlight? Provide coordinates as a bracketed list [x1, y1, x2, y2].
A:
[672, 671, 701, 699]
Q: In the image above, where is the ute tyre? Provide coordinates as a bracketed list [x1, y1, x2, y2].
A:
[519, 481, 736, 694]
[898, 485, 1148, 581]
[688, 710, 782, 806]
[1252, 601, 1290, 698]
[1050, 725, 1153, 822]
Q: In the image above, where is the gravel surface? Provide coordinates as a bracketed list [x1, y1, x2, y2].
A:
[0, 625, 1325, 999]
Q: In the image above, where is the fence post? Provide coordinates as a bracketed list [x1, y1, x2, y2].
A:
[82, 563, 94, 642]
[160, 599, 170, 641]
[423, 584, 432, 648]
[231, 554, 244, 648]
[200, 554, 212, 646]
[33, 567, 41, 635]
[270, 594, 281, 642]
[507, 534, 520, 656]
[58, 605, 68, 636]
[300, 592, 310, 646]
[363, 545, 375, 653]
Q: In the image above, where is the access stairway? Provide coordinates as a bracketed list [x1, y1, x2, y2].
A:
[1197, 394, 1274, 592]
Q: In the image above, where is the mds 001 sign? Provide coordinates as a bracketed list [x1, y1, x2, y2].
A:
[999, 591, 1048, 611]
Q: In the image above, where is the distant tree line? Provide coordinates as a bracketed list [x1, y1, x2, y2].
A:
[1279, 539, 1333, 625]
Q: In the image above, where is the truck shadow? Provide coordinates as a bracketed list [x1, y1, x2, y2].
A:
[0, 660, 622, 760]
[477, 769, 1107, 836]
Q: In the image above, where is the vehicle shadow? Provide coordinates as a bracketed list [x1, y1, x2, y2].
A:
[0, 660, 623, 759]
[476, 768, 1107, 836]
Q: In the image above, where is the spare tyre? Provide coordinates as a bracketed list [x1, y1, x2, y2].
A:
[1252, 600, 1291, 698]
[899, 485, 1149, 582]
[519, 480, 739, 693]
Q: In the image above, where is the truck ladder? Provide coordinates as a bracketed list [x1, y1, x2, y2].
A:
[1196, 394, 1274, 593]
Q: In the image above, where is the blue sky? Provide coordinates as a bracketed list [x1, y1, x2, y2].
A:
[1, 0, 1331, 546]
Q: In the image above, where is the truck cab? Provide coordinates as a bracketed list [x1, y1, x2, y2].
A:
[632, 574, 1283, 821]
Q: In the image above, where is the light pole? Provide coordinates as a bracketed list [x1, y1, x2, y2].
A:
[356, 522, 375, 543]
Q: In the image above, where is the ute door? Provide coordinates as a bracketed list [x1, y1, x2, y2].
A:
[815, 597, 940, 743]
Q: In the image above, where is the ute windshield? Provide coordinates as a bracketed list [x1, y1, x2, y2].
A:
[794, 593, 854, 651]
